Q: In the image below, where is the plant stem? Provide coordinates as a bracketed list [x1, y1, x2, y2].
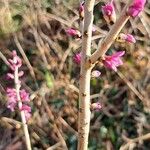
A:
[14, 67, 32, 150]
[78, 0, 95, 150]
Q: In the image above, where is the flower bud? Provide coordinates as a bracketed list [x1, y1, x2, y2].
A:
[128, 0, 146, 18]
[91, 70, 101, 78]
[91, 102, 102, 111]
[7, 73, 14, 79]
[102, 1, 116, 24]
[73, 52, 81, 64]
[117, 33, 136, 43]
[66, 28, 81, 38]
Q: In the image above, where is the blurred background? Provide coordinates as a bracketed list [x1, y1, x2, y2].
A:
[0, 0, 150, 150]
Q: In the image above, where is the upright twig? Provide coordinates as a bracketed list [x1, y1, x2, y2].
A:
[78, 0, 95, 150]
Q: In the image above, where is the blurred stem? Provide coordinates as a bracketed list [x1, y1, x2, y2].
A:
[14, 67, 32, 150]
[78, 0, 95, 150]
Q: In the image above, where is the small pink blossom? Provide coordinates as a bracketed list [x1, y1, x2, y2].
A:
[103, 51, 125, 72]
[66, 28, 81, 38]
[128, 0, 146, 17]
[20, 89, 30, 102]
[102, 1, 116, 24]
[118, 33, 136, 43]
[73, 52, 81, 64]
[6, 88, 17, 111]
[91, 102, 102, 111]
[91, 70, 101, 78]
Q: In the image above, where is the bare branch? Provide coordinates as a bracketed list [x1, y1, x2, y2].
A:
[90, 0, 133, 64]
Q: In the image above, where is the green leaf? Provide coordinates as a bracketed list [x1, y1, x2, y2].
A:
[45, 71, 54, 88]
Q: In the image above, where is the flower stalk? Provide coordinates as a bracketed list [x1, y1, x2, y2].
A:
[14, 66, 32, 150]
[6, 51, 32, 150]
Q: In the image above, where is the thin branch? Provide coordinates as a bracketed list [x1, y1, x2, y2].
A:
[0, 50, 10, 66]
[1, 117, 22, 126]
[90, 0, 133, 64]
[117, 71, 149, 106]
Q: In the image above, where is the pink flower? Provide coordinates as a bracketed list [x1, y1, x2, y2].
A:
[91, 70, 101, 78]
[128, 0, 146, 17]
[103, 51, 125, 72]
[73, 52, 81, 64]
[118, 33, 136, 43]
[79, 2, 84, 19]
[102, 1, 116, 24]
[66, 28, 81, 38]
[91, 102, 102, 111]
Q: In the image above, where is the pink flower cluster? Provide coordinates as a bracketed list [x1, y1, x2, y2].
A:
[73, 50, 125, 72]
[6, 51, 31, 120]
[66, 1, 146, 112]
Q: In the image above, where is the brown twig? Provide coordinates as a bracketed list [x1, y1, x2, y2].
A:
[0, 50, 10, 66]
[117, 71, 149, 106]
[120, 133, 150, 150]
